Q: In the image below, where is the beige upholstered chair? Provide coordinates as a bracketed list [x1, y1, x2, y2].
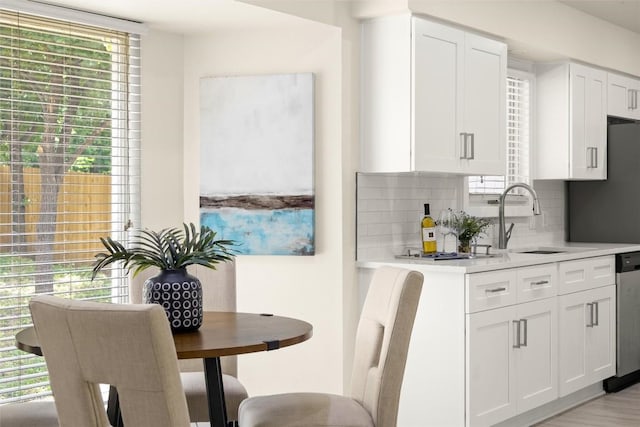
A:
[129, 261, 248, 422]
[0, 401, 59, 426]
[28, 295, 191, 427]
[238, 266, 424, 427]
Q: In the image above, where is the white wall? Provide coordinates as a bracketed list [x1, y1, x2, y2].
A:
[182, 23, 345, 395]
[139, 30, 185, 230]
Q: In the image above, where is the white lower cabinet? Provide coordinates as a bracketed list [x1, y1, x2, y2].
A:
[558, 285, 616, 396]
[378, 254, 617, 426]
[466, 298, 557, 427]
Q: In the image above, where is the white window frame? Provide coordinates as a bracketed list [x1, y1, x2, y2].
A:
[464, 66, 535, 218]
[0, 7, 141, 403]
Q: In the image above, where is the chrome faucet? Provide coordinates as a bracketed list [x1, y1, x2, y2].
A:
[498, 183, 542, 249]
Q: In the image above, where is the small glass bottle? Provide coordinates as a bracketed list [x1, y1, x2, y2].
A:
[421, 203, 437, 254]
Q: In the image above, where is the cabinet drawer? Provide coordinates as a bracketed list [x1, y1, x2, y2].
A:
[517, 264, 558, 303]
[466, 270, 517, 313]
[558, 256, 615, 295]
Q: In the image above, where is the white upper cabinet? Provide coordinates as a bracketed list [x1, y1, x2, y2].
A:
[361, 15, 507, 174]
[459, 33, 507, 175]
[607, 72, 640, 120]
[536, 62, 607, 180]
[412, 19, 464, 173]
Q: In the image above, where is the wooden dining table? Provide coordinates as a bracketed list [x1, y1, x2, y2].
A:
[16, 311, 313, 427]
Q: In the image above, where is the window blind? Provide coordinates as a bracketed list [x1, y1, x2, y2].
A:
[469, 71, 531, 196]
[0, 10, 140, 402]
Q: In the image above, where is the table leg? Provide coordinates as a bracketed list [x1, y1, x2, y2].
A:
[203, 357, 229, 427]
[107, 385, 124, 427]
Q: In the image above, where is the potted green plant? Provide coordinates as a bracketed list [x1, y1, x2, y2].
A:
[92, 222, 235, 332]
[448, 210, 491, 253]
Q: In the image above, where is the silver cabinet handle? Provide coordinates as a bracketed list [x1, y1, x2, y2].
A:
[593, 301, 599, 326]
[635, 90, 639, 110]
[459, 133, 475, 160]
[587, 302, 594, 327]
[513, 320, 521, 348]
[530, 280, 549, 286]
[512, 319, 527, 348]
[587, 147, 598, 168]
[629, 89, 635, 110]
[485, 287, 506, 293]
[460, 133, 468, 159]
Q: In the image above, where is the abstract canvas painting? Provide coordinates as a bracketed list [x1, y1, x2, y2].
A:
[199, 73, 314, 255]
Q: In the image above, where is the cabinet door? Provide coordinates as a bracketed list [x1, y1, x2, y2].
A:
[586, 286, 616, 382]
[608, 72, 640, 120]
[569, 64, 607, 179]
[514, 299, 558, 413]
[412, 18, 464, 173]
[558, 285, 616, 397]
[462, 33, 507, 175]
[466, 306, 517, 427]
[558, 290, 589, 396]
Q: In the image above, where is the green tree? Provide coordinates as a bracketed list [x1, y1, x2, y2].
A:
[0, 22, 114, 293]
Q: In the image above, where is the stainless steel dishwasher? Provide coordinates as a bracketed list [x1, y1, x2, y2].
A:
[604, 252, 640, 392]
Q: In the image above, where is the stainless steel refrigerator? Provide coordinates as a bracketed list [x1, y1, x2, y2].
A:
[569, 119, 640, 243]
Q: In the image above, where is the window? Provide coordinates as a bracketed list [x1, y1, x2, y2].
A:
[465, 69, 534, 216]
[0, 10, 140, 402]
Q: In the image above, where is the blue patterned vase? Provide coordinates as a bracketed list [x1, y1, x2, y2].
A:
[143, 268, 203, 333]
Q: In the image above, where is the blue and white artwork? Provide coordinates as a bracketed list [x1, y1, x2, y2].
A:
[199, 73, 314, 255]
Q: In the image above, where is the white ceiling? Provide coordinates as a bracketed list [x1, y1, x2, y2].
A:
[31, 0, 304, 34]
[30, 0, 640, 35]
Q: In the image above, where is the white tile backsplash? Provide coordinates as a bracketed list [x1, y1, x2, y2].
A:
[356, 173, 566, 260]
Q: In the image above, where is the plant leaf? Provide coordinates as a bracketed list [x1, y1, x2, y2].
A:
[91, 222, 237, 280]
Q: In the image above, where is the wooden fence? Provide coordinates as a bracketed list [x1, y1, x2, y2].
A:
[0, 166, 111, 262]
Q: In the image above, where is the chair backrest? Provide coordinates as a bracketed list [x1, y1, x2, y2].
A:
[129, 261, 237, 374]
[349, 266, 423, 427]
[29, 295, 191, 427]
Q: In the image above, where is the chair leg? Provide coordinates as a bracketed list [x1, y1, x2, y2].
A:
[107, 386, 124, 427]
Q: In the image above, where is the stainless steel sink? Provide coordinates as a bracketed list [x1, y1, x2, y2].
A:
[510, 246, 594, 255]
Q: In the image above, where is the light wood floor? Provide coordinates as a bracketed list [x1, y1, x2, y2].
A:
[535, 383, 640, 426]
[192, 383, 640, 427]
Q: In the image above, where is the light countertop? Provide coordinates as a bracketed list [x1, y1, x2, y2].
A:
[357, 242, 640, 273]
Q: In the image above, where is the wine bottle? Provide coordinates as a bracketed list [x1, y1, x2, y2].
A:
[421, 203, 437, 253]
